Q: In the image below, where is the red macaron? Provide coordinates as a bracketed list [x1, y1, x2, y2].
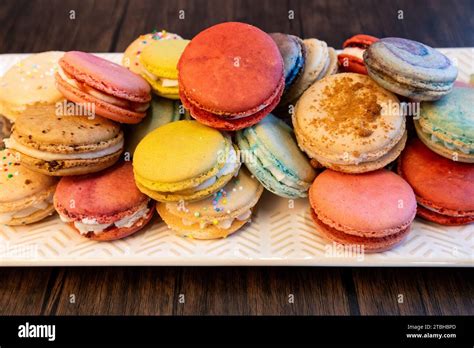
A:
[56, 51, 151, 124]
[398, 138, 474, 225]
[309, 169, 417, 253]
[178, 22, 285, 131]
[338, 34, 378, 74]
[54, 161, 155, 241]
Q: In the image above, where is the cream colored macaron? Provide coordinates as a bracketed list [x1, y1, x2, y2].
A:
[0, 149, 57, 225]
[157, 168, 263, 239]
[293, 73, 406, 173]
[0, 51, 64, 122]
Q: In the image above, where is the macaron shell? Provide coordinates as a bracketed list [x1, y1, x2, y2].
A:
[122, 31, 183, 74]
[56, 74, 146, 123]
[54, 161, 148, 223]
[311, 210, 410, 253]
[309, 169, 417, 236]
[269, 33, 305, 88]
[71, 203, 155, 241]
[12, 113, 121, 150]
[60, 51, 151, 102]
[180, 80, 284, 131]
[0, 51, 64, 121]
[178, 22, 284, 115]
[343, 34, 379, 48]
[18, 149, 123, 176]
[142, 76, 179, 99]
[398, 138, 474, 213]
[416, 205, 474, 226]
[140, 40, 190, 79]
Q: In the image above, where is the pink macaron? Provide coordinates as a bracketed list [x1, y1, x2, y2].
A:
[309, 169, 417, 253]
[56, 51, 151, 124]
[54, 161, 155, 241]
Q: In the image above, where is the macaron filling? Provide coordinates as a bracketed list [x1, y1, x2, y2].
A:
[5, 135, 124, 161]
[57, 67, 150, 113]
[139, 66, 178, 88]
[0, 194, 54, 224]
[340, 47, 365, 60]
[180, 209, 252, 230]
[59, 199, 152, 235]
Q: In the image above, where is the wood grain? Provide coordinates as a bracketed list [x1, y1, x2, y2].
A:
[0, 0, 473, 316]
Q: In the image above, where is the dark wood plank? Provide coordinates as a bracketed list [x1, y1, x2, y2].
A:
[352, 268, 474, 315]
[0, 268, 52, 315]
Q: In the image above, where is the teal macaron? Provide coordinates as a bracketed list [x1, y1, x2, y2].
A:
[236, 113, 316, 198]
[125, 95, 183, 154]
[414, 86, 474, 163]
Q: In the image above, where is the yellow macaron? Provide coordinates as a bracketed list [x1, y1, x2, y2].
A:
[139, 39, 190, 99]
[133, 120, 240, 202]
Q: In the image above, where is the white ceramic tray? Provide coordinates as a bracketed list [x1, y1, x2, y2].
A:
[0, 50, 473, 267]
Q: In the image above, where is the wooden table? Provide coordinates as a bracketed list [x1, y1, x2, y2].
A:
[0, 0, 473, 316]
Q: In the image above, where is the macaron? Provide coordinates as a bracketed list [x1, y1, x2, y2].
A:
[338, 34, 379, 74]
[414, 86, 474, 163]
[293, 73, 407, 173]
[281, 38, 338, 105]
[364, 37, 457, 100]
[0, 51, 64, 122]
[0, 149, 57, 225]
[139, 39, 190, 99]
[178, 22, 285, 131]
[122, 30, 182, 74]
[56, 51, 151, 124]
[269, 33, 306, 91]
[133, 120, 240, 202]
[309, 169, 417, 253]
[0, 115, 12, 149]
[236, 114, 316, 198]
[124, 95, 183, 155]
[157, 168, 263, 239]
[54, 161, 155, 241]
[398, 138, 474, 225]
[5, 112, 124, 176]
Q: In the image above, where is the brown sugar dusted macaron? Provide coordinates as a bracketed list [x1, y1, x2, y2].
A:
[398, 138, 474, 225]
[54, 161, 155, 241]
[293, 73, 407, 173]
[178, 22, 284, 131]
[5, 112, 124, 176]
[309, 169, 417, 253]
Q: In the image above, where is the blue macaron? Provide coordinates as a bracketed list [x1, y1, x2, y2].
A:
[269, 33, 306, 90]
[364, 37, 457, 100]
[236, 113, 316, 198]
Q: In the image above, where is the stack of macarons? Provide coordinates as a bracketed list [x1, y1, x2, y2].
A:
[1, 23, 472, 249]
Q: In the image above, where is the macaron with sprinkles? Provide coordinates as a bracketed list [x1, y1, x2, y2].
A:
[157, 168, 263, 239]
[54, 161, 155, 241]
[364, 37, 457, 100]
[56, 51, 151, 124]
[0, 149, 58, 226]
[122, 29, 182, 74]
[236, 114, 316, 198]
[0, 51, 65, 122]
[133, 120, 241, 202]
